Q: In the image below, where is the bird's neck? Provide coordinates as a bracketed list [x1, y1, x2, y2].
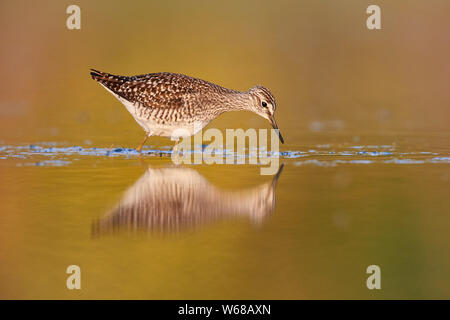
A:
[215, 91, 252, 114]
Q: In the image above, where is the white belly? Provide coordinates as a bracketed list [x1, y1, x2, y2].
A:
[104, 87, 207, 138]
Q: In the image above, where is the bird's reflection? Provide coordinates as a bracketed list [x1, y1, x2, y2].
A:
[92, 165, 284, 236]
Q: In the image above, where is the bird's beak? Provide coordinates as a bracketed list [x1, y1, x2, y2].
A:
[269, 115, 284, 144]
[271, 163, 285, 188]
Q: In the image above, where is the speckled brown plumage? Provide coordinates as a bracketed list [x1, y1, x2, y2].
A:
[90, 69, 283, 150]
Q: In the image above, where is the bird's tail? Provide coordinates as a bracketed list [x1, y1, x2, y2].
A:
[90, 68, 127, 82]
[90, 68, 130, 94]
[90, 68, 106, 80]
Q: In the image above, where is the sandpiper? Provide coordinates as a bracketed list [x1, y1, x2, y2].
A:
[90, 69, 284, 152]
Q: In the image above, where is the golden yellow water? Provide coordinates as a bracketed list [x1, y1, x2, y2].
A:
[0, 0, 449, 299]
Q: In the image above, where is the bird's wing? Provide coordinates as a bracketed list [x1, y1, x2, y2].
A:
[91, 70, 197, 110]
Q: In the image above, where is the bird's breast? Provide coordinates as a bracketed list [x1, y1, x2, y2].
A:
[118, 93, 215, 137]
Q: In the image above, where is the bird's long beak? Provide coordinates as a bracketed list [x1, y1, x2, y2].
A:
[269, 115, 284, 144]
[271, 163, 285, 188]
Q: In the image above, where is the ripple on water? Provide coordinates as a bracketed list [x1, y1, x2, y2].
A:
[0, 143, 449, 167]
[17, 160, 72, 167]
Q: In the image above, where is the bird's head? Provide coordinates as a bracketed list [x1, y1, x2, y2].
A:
[248, 85, 284, 144]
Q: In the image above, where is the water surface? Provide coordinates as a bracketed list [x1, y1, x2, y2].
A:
[1, 134, 449, 299]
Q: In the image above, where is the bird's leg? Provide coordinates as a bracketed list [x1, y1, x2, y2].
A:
[136, 133, 150, 153]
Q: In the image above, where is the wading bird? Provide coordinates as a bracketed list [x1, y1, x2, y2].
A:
[90, 70, 284, 152]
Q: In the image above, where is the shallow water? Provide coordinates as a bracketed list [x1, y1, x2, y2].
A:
[1, 134, 449, 299]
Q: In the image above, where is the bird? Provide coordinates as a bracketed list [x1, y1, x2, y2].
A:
[92, 164, 284, 235]
[90, 69, 284, 152]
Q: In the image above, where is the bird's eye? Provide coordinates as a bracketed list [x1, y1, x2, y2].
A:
[262, 101, 268, 108]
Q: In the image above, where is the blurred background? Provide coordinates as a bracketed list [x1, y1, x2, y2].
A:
[0, 0, 449, 299]
[0, 0, 449, 145]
